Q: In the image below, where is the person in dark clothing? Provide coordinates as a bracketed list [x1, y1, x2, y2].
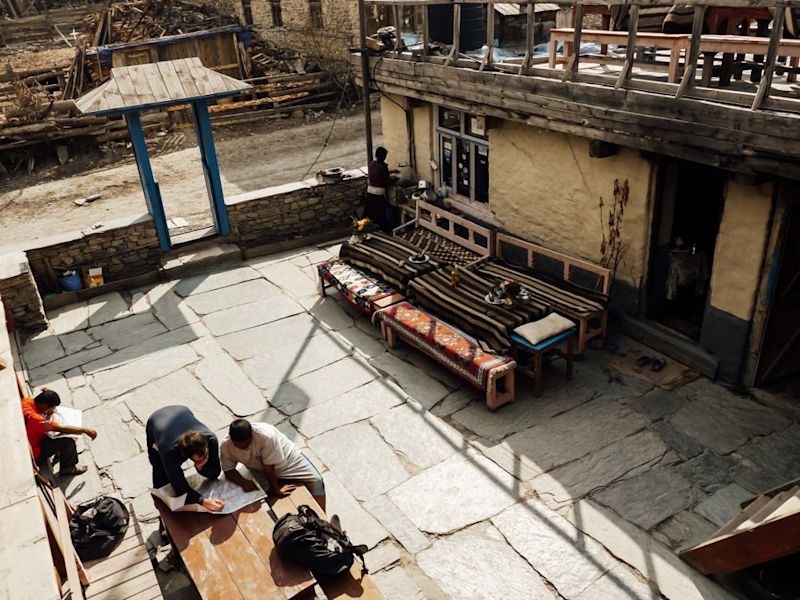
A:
[146, 405, 224, 512]
[366, 146, 400, 232]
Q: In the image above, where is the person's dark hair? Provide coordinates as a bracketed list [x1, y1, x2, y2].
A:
[178, 431, 208, 459]
[229, 419, 253, 444]
[34, 389, 61, 408]
[375, 147, 388, 162]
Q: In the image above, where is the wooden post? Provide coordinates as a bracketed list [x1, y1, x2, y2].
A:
[423, 5, 430, 56]
[445, 3, 462, 66]
[357, 0, 373, 163]
[752, 2, 785, 110]
[563, 2, 584, 82]
[676, 5, 706, 99]
[480, 3, 495, 71]
[615, 4, 639, 89]
[192, 101, 230, 237]
[519, 2, 535, 75]
[393, 5, 407, 53]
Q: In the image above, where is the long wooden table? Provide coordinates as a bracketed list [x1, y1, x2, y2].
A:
[697, 34, 800, 85]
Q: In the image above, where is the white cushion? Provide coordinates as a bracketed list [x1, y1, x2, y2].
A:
[514, 313, 575, 346]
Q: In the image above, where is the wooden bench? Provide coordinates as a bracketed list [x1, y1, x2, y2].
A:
[393, 200, 493, 267]
[270, 486, 385, 600]
[697, 34, 800, 85]
[549, 28, 689, 82]
[510, 329, 576, 397]
[374, 302, 517, 410]
[495, 233, 610, 353]
[317, 259, 405, 316]
[156, 498, 316, 599]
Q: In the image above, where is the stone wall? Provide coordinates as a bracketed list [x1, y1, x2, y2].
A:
[227, 169, 367, 249]
[24, 214, 162, 295]
[0, 252, 47, 332]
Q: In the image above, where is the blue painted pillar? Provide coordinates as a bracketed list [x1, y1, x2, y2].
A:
[126, 112, 171, 252]
[192, 101, 230, 236]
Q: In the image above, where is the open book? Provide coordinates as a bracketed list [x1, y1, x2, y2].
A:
[46, 406, 83, 439]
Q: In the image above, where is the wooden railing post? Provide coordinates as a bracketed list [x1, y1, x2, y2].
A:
[563, 2, 584, 82]
[423, 4, 430, 56]
[481, 1, 495, 71]
[394, 4, 407, 53]
[752, 1, 785, 110]
[520, 2, 535, 75]
[676, 4, 706, 98]
[615, 4, 639, 89]
[445, 3, 462, 66]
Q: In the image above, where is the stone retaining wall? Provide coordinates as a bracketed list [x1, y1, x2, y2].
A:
[0, 252, 47, 332]
[227, 169, 366, 249]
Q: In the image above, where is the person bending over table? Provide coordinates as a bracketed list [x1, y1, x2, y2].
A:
[221, 419, 326, 511]
[23, 388, 97, 476]
[146, 405, 224, 512]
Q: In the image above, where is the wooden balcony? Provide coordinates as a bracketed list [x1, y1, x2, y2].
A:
[353, 0, 800, 179]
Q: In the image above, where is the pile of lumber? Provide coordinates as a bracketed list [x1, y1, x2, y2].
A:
[0, 4, 96, 53]
[0, 47, 76, 110]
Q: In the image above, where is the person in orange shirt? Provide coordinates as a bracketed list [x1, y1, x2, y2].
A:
[22, 389, 97, 476]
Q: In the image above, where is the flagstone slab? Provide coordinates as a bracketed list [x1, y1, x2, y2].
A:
[218, 312, 324, 361]
[308, 421, 409, 501]
[335, 326, 388, 359]
[292, 378, 404, 438]
[697, 389, 791, 439]
[575, 565, 656, 600]
[60, 461, 104, 506]
[492, 499, 618, 598]
[363, 542, 401, 573]
[501, 398, 649, 475]
[258, 261, 319, 298]
[60, 330, 94, 354]
[146, 283, 200, 330]
[416, 528, 554, 600]
[64, 367, 87, 390]
[369, 352, 449, 410]
[676, 452, 737, 492]
[268, 357, 377, 415]
[123, 368, 234, 432]
[193, 353, 265, 417]
[324, 472, 389, 549]
[29, 345, 113, 380]
[530, 430, 673, 505]
[668, 400, 750, 454]
[92, 344, 199, 400]
[694, 483, 753, 527]
[371, 402, 463, 470]
[594, 468, 699, 530]
[28, 373, 71, 406]
[204, 294, 304, 336]
[84, 402, 142, 468]
[431, 388, 480, 417]
[22, 334, 65, 369]
[243, 334, 352, 392]
[363, 495, 430, 555]
[190, 336, 226, 358]
[87, 312, 168, 351]
[87, 292, 131, 327]
[185, 279, 281, 316]
[108, 452, 153, 499]
[389, 454, 522, 535]
[173, 266, 261, 297]
[655, 511, 718, 551]
[307, 296, 355, 332]
[48, 301, 89, 334]
[651, 420, 704, 461]
[70, 386, 101, 411]
[629, 389, 687, 420]
[734, 425, 800, 492]
[371, 566, 427, 600]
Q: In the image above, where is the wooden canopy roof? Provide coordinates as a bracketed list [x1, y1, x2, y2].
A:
[75, 57, 250, 116]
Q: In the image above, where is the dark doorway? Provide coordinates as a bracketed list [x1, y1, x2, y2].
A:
[647, 161, 726, 340]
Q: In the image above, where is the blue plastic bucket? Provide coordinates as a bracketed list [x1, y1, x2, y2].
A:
[58, 271, 82, 292]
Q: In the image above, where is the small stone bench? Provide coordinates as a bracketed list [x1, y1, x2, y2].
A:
[373, 302, 517, 410]
[510, 328, 576, 397]
[317, 259, 405, 315]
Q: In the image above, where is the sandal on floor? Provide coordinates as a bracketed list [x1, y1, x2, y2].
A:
[635, 355, 653, 368]
[650, 358, 667, 372]
[60, 465, 88, 476]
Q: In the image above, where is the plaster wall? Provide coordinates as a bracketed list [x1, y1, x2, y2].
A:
[488, 122, 654, 289]
[379, 94, 413, 178]
[413, 104, 434, 182]
[708, 181, 774, 321]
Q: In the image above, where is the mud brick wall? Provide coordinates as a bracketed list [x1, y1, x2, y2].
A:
[24, 214, 162, 294]
[0, 253, 47, 332]
[227, 169, 366, 249]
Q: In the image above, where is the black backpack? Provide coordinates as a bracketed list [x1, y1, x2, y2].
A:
[69, 496, 130, 562]
[272, 505, 368, 578]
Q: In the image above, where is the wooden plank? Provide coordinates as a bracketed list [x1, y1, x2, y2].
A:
[734, 490, 794, 532]
[156, 61, 189, 102]
[173, 58, 202, 97]
[715, 495, 771, 537]
[124, 584, 163, 600]
[127, 65, 156, 106]
[233, 503, 315, 599]
[752, 2, 784, 110]
[85, 561, 154, 598]
[203, 513, 283, 600]
[676, 5, 705, 98]
[144, 64, 173, 103]
[84, 544, 150, 582]
[112, 68, 141, 108]
[616, 4, 638, 89]
[189, 57, 216, 96]
[89, 571, 161, 600]
[269, 495, 298, 520]
[53, 488, 85, 598]
[563, 3, 584, 81]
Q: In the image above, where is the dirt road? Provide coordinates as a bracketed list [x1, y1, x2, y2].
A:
[0, 111, 382, 251]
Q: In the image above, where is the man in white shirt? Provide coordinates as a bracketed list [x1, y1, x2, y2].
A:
[220, 419, 326, 510]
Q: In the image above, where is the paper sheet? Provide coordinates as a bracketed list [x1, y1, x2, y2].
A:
[150, 472, 266, 514]
[46, 406, 83, 439]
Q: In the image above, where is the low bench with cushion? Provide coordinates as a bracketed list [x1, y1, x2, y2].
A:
[318, 259, 405, 315]
[511, 314, 577, 397]
[373, 302, 517, 410]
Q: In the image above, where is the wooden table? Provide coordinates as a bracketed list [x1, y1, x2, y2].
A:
[156, 498, 316, 600]
[705, 7, 773, 85]
[698, 34, 800, 86]
[549, 28, 689, 82]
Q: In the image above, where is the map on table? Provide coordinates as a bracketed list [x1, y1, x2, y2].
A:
[151, 473, 266, 514]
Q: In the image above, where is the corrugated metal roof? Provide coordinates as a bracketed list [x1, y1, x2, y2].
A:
[494, 3, 560, 16]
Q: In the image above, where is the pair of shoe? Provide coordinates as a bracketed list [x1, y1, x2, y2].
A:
[60, 465, 88, 477]
[635, 355, 667, 372]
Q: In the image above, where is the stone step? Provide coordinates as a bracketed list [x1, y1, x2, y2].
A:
[161, 241, 242, 279]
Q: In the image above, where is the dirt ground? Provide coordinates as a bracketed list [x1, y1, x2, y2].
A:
[0, 109, 382, 252]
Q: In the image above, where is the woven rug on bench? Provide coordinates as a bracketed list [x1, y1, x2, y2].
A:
[395, 227, 481, 266]
[318, 259, 395, 314]
[374, 301, 515, 389]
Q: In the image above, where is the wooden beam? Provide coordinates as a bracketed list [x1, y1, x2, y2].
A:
[423, 5, 430, 56]
[480, 3, 495, 71]
[363, 0, 787, 6]
[676, 4, 705, 98]
[445, 3, 462, 66]
[519, 2, 535, 75]
[563, 3, 584, 82]
[394, 5, 406, 53]
[752, 2, 785, 110]
[615, 4, 639, 89]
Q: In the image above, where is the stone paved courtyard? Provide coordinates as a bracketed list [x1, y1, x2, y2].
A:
[19, 241, 800, 600]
